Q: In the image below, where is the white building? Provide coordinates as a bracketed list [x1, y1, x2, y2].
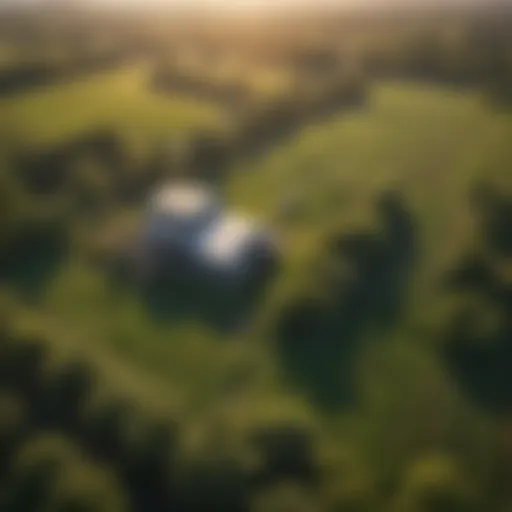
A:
[144, 182, 277, 282]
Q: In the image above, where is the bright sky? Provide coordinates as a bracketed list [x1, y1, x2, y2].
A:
[1, 0, 485, 9]
[88, 0, 475, 6]
[77, 0, 370, 9]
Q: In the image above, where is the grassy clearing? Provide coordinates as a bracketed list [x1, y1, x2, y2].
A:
[0, 65, 223, 148]
[16, 81, 512, 445]
[227, 82, 512, 306]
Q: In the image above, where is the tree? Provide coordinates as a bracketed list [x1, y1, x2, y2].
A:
[6, 433, 128, 512]
[251, 483, 322, 512]
[249, 424, 317, 485]
[68, 156, 112, 216]
[393, 454, 476, 512]
[42, 461, 128, 512]
[5, 434, 80, 511]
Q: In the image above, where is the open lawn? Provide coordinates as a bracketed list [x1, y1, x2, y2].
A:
[227, 82, 512, 304]
[14, 80, 512, 474]
[0, 65, 223, 148]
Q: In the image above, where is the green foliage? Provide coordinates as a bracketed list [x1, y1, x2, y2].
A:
[1, 9, 512, 512]
[393, 454, 475, 512]
[68, 156, 113, 216]
[42, 462, 128, 512]
[0, 66, 222, 148]
[251, 483, 322, 512]
[5, 434, 128, 512]
[0, 392, 27, 452]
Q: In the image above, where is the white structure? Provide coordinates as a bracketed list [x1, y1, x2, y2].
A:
[147, 183, 220, 243]
[144, 182, 277, 281]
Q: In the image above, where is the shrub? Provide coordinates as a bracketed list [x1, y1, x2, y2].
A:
[394, 454, 475, 512]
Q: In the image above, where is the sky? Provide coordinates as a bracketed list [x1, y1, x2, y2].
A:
[0, 0, 493, 6]
[0, 0, 502, 14]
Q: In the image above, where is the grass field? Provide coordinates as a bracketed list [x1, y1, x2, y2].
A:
[228, 82, 512, 302]
[0, 65, 223, 148]
[13, 80, 512, 472]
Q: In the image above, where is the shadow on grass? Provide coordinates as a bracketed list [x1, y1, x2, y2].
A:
[440, 180, 512, 413]
[276, 191, 417, 410]
[443, 323, 512, 414]
[107, 257, 278, 334]
[142, 275, 262, 333]
[0, 226, 69, 304]
[441, 257, 512, 413]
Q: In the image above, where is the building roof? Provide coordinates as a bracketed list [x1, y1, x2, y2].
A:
[150, 183, 217, 221]
[197, 214, 264, 268]
[145, 183, 275, 276]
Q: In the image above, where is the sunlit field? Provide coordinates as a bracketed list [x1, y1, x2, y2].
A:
[12, 80, 509, 433]
[228, 82, 511, 291]
[2, 5, 512, 511]
[0, 65, 222, 148]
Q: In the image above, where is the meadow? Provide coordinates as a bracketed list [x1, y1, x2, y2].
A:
[12, 79, 510, 454]
[1, 8, 512, 509]
[0, 64, 222, 149]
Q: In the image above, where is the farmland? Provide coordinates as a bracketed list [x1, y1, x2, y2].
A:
[0, 65, 222, 148]
[1, 5, 512, 512]
[12, 78, 512, 439]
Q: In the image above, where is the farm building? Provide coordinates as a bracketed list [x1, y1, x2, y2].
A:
[143, 182, 278, 283]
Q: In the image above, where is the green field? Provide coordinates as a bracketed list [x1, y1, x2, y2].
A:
[228, 82, 512, 301]
[12, 79, 510, 462]
[2, 6, 512, 507]
[0, 65, 222, 148]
